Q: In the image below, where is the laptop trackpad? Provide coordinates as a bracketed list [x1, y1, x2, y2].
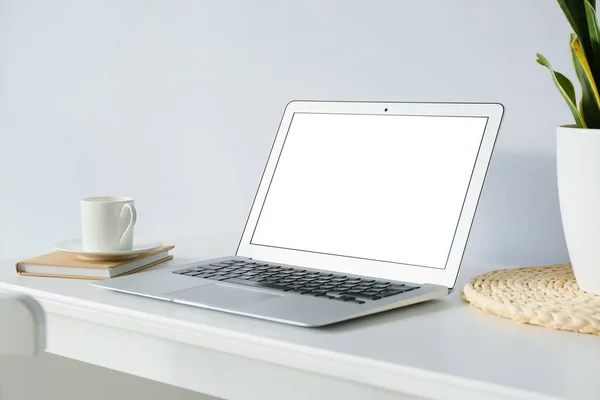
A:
[167, 284, 282, 309]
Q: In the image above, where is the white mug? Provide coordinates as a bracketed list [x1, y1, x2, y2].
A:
[81, 196, 137, 252]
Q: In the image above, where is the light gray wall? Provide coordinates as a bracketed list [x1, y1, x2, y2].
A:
[0, 0, 574, 398]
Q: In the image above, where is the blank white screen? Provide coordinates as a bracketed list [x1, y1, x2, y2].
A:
[251, 113, 488, 269]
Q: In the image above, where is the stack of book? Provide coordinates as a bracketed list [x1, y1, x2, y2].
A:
[16, 245, 174, 280]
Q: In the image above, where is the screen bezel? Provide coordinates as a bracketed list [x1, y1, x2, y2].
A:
[237, 101, 504, 289]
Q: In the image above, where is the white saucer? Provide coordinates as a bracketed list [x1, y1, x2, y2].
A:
[54, 239, 163, 261]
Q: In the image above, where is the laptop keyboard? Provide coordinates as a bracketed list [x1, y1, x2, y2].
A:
[172, 259, 420, 304]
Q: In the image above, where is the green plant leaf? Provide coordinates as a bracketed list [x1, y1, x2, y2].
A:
[570, 33, 600, 128]
[558, 0, 595, 49]
[558, 0, 600, 82]
[584, 0, 600, 57]
[536, 52, 586, 128]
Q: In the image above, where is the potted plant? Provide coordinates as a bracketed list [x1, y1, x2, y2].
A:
[537, 0, 600, 294]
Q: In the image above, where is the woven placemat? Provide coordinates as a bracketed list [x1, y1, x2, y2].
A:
[462, 264, 600, 335]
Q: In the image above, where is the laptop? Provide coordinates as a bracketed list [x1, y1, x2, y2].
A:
[93, 100, 504, 327]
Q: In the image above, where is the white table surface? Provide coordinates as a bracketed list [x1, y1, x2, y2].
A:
[1, 232, 597, 400]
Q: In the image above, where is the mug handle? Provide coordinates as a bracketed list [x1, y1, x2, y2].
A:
[119, 204, 137, 245]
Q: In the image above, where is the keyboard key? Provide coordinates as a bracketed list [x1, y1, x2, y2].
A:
[347, 289, 364, 295]
[354, 293, 381, 300]
[190, 270, 208, 275]
[339, 284, 357, 290]
[363, 291, 380, 296]
[381, 289, 404, 297]
[373, 283, 391, 288]
[349, 299, 365, 304]
[173, 268, 192, 274]
[195, 274, 216, 279]
[207, 275, 230, 281]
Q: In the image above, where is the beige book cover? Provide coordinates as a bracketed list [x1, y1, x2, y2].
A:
[16, 245, 175, 280]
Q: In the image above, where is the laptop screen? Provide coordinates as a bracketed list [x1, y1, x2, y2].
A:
[250, 112, 488, 270]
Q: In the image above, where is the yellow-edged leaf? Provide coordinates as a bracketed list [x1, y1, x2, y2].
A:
[571, 33, 600, 127]
[536, 53, 586, 128]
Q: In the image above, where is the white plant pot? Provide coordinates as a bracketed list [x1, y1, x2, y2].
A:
[557, 125, 600, 294]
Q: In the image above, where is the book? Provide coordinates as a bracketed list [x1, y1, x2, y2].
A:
[16, 245, 175, 280]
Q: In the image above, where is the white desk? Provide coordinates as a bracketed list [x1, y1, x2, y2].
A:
[0, 233, 597, 400]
